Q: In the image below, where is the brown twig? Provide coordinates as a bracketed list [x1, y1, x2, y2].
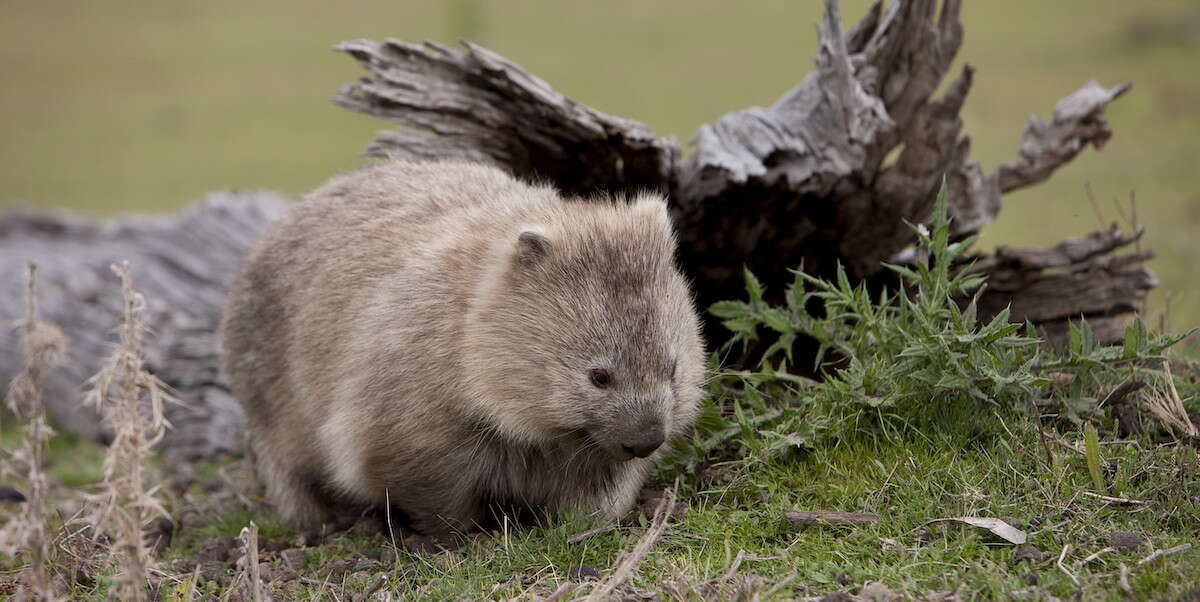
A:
[585, 483, 677, 601]
[1136, 543, 1192, 567]
[1080, 546, 1116, 565]
[1081, 491, 1148, 506]
[567, 524, 617, 544]
[1027, 398, 1055, 467]
[1057, 545, 1080, 588]
[783, 511, 880, 526]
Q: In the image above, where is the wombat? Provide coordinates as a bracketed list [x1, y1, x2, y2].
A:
[221, 160, 705, 541]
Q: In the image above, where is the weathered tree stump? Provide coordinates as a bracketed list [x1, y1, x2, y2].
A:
[0, 0, 1155, 460]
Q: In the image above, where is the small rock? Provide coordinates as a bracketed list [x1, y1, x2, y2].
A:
[569, 565, 601, 581]
[259, 562, 295, 583]
[279, 548, 306, 572]
[1013, 545, 1044, 562]
[1023, 572, 1038, 586]
[323, 557, 357, 580]
[836, 572, 852, 586]
[349, 570, 372, 583]
[1110, 531, 1143, 552]
[859, 581, 900, 601]
[0, 485, 26, 504]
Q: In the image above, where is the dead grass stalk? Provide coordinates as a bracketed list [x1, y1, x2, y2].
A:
[80, 262, 176, 601]
[0, 264, 68, 600]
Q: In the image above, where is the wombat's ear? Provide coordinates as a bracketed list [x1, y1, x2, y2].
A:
[516, 230, 552, 265]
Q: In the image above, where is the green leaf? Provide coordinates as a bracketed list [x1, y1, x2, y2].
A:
[708, 300, 751, 320]
[761, 307, 792, 334]
[721, 317, 759, 335]
[743, 267, 765, 304]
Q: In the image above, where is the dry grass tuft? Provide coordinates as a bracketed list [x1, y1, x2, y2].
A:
[586, 484, 677, 602]
[0, 264, 69, 600]
[1141, 361, 1198, 440]
[80, 262, 177, 601]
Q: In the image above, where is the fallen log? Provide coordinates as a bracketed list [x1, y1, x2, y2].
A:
[0, 0, 1153, 459]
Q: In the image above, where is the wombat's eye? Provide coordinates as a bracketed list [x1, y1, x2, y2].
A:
[670, 362, 677, 380]
[589, 368, 612, 389]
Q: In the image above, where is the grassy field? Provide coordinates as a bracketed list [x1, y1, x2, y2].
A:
[1, 0, 1198, 327]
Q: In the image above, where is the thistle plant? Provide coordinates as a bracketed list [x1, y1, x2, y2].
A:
[669, 179, 1195, 467]
[81, 263, 175, 601]
[0, 264, 68, 600]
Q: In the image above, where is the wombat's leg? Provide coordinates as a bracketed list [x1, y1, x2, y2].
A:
[254, 446, 338, 529]
[576, 461, 648, 524]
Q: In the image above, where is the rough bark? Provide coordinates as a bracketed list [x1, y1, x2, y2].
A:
[334, 38, 678, 197]
[0, 0, 1150, 459]
[974, 226, 1156, 344]
[0, 193, 288, 463]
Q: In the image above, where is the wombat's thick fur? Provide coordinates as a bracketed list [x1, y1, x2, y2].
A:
[221, 160, 705, 539]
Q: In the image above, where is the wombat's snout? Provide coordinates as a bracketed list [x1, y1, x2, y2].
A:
[618, 419, 666, 460]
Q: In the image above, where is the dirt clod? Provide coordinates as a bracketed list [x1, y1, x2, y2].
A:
[1013, 545, 1045, 562]
[280, 548, 306, 572]
[1110, 531, 1143, 551]
[322, 557, 357, 580]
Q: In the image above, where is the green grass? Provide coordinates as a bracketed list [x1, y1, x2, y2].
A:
[1, 0, 1198, 329]
[141, 408, 1199, 599]
[8, 405, 1198, 599]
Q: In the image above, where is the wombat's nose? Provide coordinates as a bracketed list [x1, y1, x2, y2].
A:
[621, 429, 665, 459]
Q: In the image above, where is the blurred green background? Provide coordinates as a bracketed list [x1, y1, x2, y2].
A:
[1, 1, 1197, 328]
